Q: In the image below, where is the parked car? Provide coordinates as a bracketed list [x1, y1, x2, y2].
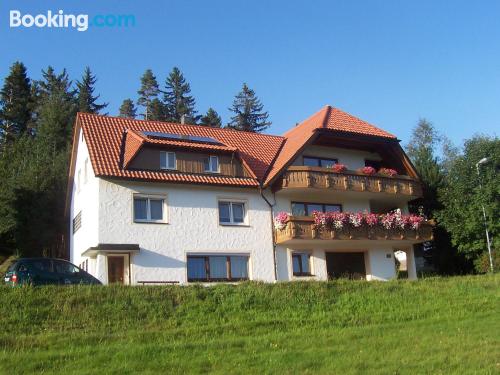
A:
[4, 258, 101, 286]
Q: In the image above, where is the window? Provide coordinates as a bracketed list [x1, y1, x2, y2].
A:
[204, 156, 219, 173]
[218, 201, 246, 225]
[133, 196, 166, 223]
[292, 253, 311, 276]
[365, 159, 382, 170]
[303, 156, 338, 168]
[291, 202, 342, 216]
[73, 211, 82, 233]
[77, 169, 81, 192]
[187, 255, 249, 282]
[84, 158, 89, 184]
[160, 151, 176, 170]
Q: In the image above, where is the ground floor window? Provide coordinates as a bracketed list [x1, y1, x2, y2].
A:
[187, 255, 249, 282]
[292, 252, 311, 276]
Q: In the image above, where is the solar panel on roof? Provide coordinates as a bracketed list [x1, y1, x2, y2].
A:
[141, 131, 222, 145]
[142, 131, 182, 140]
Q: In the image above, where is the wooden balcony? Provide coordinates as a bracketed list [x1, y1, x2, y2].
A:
[279, 166, 422, 197]
[275, 216, 433, 245]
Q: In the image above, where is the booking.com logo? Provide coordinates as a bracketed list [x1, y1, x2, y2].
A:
[9, 10, 136, 31]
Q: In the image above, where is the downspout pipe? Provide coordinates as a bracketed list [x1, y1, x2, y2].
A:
[259, 186, 278, 282]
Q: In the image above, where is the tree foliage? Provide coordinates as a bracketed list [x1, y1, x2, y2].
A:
[437, 136, 500, 265]
[0, 62, 33, 145]
[76, 67, 108, 114]
[137, 69, 160, 120]
[0, 63, 100, 258]
[163, 67, 197, 124]
[118, 99, 137, 119]
[227, 83, 270, 132]
[406, 119, 472, 274]
[200, 108, 222, 127]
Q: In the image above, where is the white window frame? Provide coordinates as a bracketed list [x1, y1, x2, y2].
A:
[218, 200, 248, 226]
[160, 151, 176, 170]
[133, 194, 168, 223]
[77, 169, 81, 193]
[204, 155, 220, 173]
[84, 158, 89, 184]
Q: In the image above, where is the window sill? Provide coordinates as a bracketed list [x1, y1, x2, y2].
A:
[188, 278, 249, 283]
[293, 273, 315, 278]
[133, 220, 168, 225]
[219, 223, 250, 227]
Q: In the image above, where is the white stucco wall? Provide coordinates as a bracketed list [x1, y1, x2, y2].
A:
[96, 180, 275, 284]
[292, 145, 382, 170]
[69, 131, 99, 268]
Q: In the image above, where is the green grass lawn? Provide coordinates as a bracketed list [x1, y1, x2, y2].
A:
[0, 275, 499, 374]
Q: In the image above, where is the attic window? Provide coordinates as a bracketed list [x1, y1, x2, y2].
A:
[160, 152, 176, 170]
[204, 156, 219, 173]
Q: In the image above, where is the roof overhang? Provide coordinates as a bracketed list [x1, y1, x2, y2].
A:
[82, 243, 140, 257]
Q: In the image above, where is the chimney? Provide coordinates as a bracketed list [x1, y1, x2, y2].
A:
[181, 115, 186, 125]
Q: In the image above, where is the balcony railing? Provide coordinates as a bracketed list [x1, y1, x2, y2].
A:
[279, 166, 422, 197]
[275, 216, 433, 244]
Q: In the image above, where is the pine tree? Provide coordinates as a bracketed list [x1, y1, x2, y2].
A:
[0, 62, 34, 145]
[227, 83, 270, 132]
[163, 67, 197, 124]
[118, 99, 137, 118]
[75, 67, 108, 114]
[137, 69, 159, 120]
[200, 108, 222, 127]
[36, 66, 77, 150]
[148, 98, 168, 121]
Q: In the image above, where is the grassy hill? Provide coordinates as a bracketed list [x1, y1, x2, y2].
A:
[0, 275, 499, 374]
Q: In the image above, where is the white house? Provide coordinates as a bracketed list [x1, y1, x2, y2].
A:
[67, 106, 432, 285]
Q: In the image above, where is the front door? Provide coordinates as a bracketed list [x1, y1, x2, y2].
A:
[326, 252, 366, 280]
[107, 256, 125, 284]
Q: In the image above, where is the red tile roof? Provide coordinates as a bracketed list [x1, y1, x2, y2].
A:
[76, 106, 398, 188]
[264, 106, 396, 185]
[78, 113, 284, 187]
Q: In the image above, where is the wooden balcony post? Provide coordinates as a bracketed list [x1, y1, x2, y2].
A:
[306, 172, 312, 187]
[409, 183, 414, 195]
[325, 175, 331, 188]
[377, 179, 382, 192]
[343, 176, 348, 190]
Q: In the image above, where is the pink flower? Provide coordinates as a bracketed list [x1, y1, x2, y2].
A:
[380, 212, 396, 229]
[408, 215, 424, 230]
[330, 163, 347, 173]
[274, 212, 289, 230]
[349, 212, 364, 228]
[378, 168, 398, 177]
[358, 166, 376, 175]
[364, 212, 379, 226]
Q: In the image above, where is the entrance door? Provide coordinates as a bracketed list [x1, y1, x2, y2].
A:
[107, 256, 125, 284]
[326, 252, 366, 280]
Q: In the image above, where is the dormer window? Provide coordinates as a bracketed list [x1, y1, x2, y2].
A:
[204, 156, 219, 173]
[160, 151, 176, 170]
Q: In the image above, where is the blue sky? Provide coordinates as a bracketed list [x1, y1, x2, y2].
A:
[1, 0, 499, 147]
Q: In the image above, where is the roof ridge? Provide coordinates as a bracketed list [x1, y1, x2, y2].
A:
[282, 105, 330, 137]
[321, 105, 332, 128]
[77, 112, 285, 140]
